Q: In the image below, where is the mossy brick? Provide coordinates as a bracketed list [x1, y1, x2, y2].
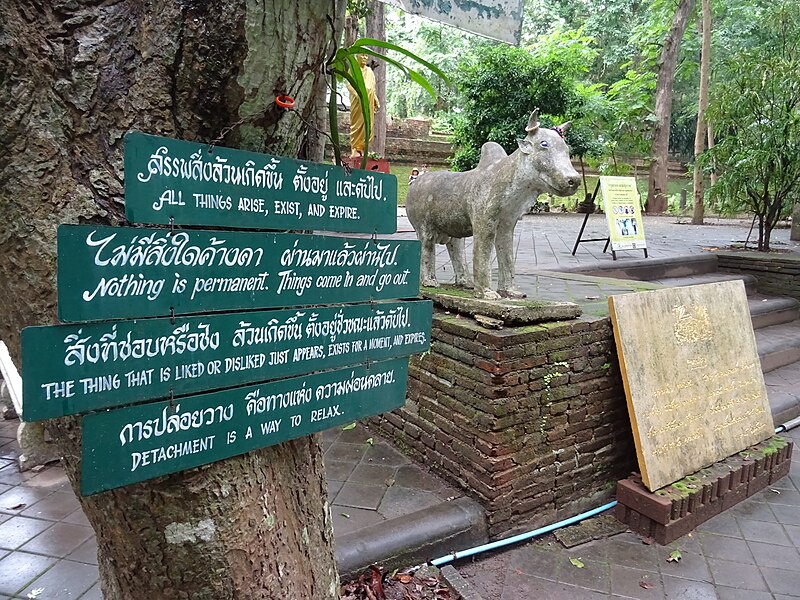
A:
[403, 421, 423, 439]
[435, 315, 482, 339]
[535, 335, 581, 354]
[548, 348, 586, 363]
[431, 328, 456, 345]
[433, 341, 476, 366]
[549, 385, 581, 402]
[452, 335, 501, 360]
[429, 353, 494, 384]
[569, 321, 592, 333]
[512, 492, 556, 516]
[432, 414, 473, 445]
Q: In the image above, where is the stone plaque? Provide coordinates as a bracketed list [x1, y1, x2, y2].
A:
[608, 280, 774, 491]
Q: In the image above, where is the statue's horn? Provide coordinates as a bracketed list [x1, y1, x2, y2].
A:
[525, 109, 540, 133]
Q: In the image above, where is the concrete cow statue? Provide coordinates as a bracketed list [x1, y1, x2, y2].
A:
[406, 109, 579, 299]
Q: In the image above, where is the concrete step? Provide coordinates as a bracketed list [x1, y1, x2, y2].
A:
[749, 296, 800, 329]
[568, 254, 719, 281]
[652, 272, 758, 296]
[756, 320, 800, 373]
[765, 362, 800, 425]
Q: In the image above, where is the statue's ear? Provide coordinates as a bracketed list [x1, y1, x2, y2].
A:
[518, 138, 534, 154]
[525, 109, 540, 133]
[557, 121, 572, 131]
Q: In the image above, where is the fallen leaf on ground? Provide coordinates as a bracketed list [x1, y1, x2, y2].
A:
[341, 512, 350, 518]
[639, 580, 655, 589]
[395, 574, 413, 584]
[342, 423, 357, 430]
[667, 549, 682, 562]
[770, 488, 781, 494]
[7, 503, 26, 510]
[569, 557, 585, 568]
[366, 437, 374, 445]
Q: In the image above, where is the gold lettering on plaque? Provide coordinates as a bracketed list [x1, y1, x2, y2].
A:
[672, 304, 713, 344]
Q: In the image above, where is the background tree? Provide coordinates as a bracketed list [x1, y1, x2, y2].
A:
[645, 0, 696, 213]
[0, 1, 343, 597]
[701, 1, 800, 250]
[691, 0, 712, 224]
[450, 29, 597, 171]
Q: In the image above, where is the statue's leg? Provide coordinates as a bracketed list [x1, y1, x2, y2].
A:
[445, 237, 473, 288]
[418, 228, 439, 287]
[472, 224, 500, 300]
[496, 222, 526, 298]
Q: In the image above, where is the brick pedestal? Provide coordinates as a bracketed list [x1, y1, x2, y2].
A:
[372, 312, 636, 537]
[616, 436, 794, 544]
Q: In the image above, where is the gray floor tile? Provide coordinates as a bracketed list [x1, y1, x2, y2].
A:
[747, 540, 800, 570]
[502, 571, 610, 600]
[557, 555, 610, 593]
[663, 574, 718, 600]
[20, 492, 81, 522]
[20, 522, 94, 558]
[324, 459, 358, 482]
[333, 482, 386, 510]
[361, 442, 411, 467]
[657, 549, 713, 583]
[331, 506, 384, 536]
[67, 538, 98, 565]
[761, 566, 800, 597]
[378, 486, 442, 519]
[707, 558, 768, 592]
[604, 538, 659, 570]
[696, 513, 742, 538]
[0, 516, 52, 550]
[0, 551, 57, 596]
[609, 564, 663, 599]
[698, 533, 754, 564]
[20, 559, 98, 600]
[785, 523, 800, 548]
[771, 503, 800, 527]
[348, 463, 397, 486]
[77, 583, 102, 600]
[716, 587, 773, 600]
[737, 518, 794, 546]
[507, 545, 564, 580]
[729, 500, 777, 523]
[765, 490, 800, 506]
[324, 441, 368, 463]
[0, 487, 53, 514]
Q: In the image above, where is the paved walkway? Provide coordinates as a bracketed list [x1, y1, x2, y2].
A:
[457, 424, 800, 600]
[0, 214, 798, 598]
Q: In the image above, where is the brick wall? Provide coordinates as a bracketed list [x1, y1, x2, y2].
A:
[717, 251, 800, 300]
[371, 312, 636, 538]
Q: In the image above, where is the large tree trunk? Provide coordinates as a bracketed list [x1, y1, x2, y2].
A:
[0, 2, 341, 598]
[691, 0, 711, 224]
[646, 0, 696, 214]
[792, 201, 800, 241]
[366, 0, 387, 157]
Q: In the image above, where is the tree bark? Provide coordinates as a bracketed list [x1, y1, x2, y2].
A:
[691, 0, 711, 224]
[366, 1, 387, 157]
[792, 201, 800, 241]
[0, 2, 340, 598]
[646, 0, 696, 214]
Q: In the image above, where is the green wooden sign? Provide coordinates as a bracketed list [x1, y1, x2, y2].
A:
[124, 132, 397, 233]
[81, 358, 409, 495]
[22, 300, 431, 421]
[57, 224, 422, 322]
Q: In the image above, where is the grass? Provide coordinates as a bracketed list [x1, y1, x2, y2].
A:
[390, 162, 692, 210]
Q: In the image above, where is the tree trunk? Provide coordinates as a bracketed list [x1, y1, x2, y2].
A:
[707, 123, 717, 187]
[792, 201, 800, 241]
[0, 2, 341, 599]
[366, 1, 387, 157]
[646, 0, 696, 214]
[691, 0, 711, 224]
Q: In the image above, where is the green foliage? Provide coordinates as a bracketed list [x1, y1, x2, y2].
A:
[700, 1, 800, 250]
[327, 37, 447, 168]
[450, 30, 598, 171]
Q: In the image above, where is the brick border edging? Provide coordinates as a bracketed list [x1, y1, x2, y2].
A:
[615, 436, 793, 544]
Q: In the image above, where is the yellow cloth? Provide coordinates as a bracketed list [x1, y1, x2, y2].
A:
[347, 59, 380, 156]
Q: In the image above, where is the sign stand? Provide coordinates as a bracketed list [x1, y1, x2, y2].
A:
[571, 181, 611, 257]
